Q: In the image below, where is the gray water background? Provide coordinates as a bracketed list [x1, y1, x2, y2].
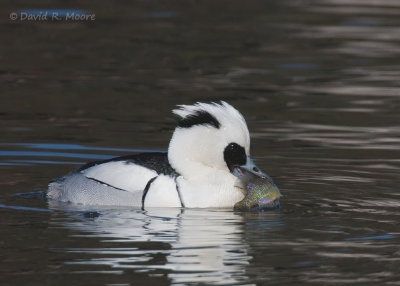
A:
[1, 1, 400, 285]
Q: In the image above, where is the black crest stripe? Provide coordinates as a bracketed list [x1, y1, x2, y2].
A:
[178, 110, 220, 129]
[141, 176, 158, 210]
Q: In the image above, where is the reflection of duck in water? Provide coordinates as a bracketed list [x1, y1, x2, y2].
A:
[47, 101, 279, 209]
[47, 205, 281, 285]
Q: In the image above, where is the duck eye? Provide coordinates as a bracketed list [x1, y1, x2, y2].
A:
[223, 143, 246, 172]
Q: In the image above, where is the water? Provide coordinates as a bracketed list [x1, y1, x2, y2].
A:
[1, 0, 400, 285]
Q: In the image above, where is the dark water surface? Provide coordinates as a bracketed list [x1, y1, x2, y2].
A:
[1, 0, 400, 285]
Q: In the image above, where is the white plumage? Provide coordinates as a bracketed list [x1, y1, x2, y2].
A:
[47, 101, 267, 208]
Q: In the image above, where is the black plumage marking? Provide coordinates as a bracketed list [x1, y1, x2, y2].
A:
[86, 176, 129, 192]
[224, 142, 247, 172]
[76, 152, 180, 208]
[177, 110, 220, 129]
[78, 152, 179, 177]
[174, 177, 185, 208]
[141, 176, 158, 210]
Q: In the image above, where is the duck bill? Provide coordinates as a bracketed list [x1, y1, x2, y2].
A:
[232, 158, 270, 183]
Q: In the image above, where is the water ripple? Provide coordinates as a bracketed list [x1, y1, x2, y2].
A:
[0, 143, 161, 166]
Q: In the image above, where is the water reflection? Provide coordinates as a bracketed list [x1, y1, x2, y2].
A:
[48, 203, 281, 285]
[257, 123, 400, 150]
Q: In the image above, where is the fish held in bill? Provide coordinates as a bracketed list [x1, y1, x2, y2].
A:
[233, 166, 281, 211]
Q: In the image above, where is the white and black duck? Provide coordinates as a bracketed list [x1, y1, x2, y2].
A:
[47, 101, 275, 209]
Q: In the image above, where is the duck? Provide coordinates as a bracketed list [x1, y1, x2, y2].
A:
[47, 101, 271, 209]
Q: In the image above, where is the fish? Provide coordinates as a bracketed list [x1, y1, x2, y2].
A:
[234, 166, 281, 211]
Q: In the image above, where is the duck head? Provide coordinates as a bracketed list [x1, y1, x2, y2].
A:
[168, 102, 268, 195]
